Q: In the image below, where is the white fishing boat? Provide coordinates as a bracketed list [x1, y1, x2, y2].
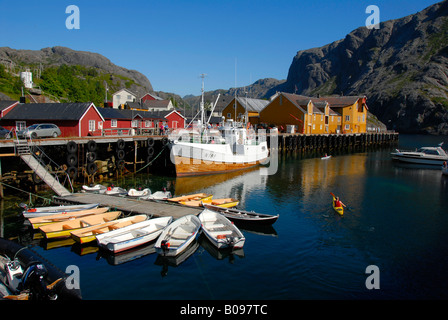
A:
[391, 143, 448, 165]
[199, 208, 245, 249]
[127, 188, 151, 198]
[82, 184, 107, 193]
[155, 215, 202, 256]
[96, 216, 173, 253]
[168, 77, 269, 176]
[22, 203, 100, 218]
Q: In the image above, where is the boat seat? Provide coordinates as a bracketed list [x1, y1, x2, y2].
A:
[203, 223, 224, 229]
[131, 230, 149, 237]
[208, 230, 233, 236]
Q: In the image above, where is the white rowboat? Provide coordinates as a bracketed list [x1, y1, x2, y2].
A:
[96, 216, 173, 253]
[22, 203, 100, 218]
[155, 215, 201, 257]
[199, 209, 245, 249]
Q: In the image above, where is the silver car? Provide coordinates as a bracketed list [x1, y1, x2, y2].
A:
[19, 123, 61, 139]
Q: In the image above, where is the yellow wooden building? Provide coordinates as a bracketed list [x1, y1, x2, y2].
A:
[259, 92, 367, 134]
[222, 97, 270, 125]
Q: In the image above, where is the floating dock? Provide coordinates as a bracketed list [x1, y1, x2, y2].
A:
[54, 193, 202, 220]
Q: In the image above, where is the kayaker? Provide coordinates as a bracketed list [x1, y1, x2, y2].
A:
[334, 197, 346, 208]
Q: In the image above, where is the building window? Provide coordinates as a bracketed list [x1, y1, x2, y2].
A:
[127, 95, 132, 100]
[131, 120, 138, 128]
[89, 120, 95, 132]
[227, 113, 231, 119]
[98, 121, 103, 130]
[116, 95, 121, 101]
[111, 119, 117, 128]
[345, 124, 350, 130]
[16, 121, 26, 131]
[345, 115, 350, 121]
[145, 120, 152, 128]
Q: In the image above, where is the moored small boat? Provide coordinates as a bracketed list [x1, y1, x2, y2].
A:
[70, 214, 149, 244]
[167, 193, 212, 203]
[127, 188, 151, 198]
[96, 216, 173, 253]
[155, 215, 201, 257]
[202, 204, 279, 225]
[82, 184, 107, 193]
[28, 207, 110, 229]
[141, 190, 172, 200]
[105, 186, 128, 196]
[180, 198, 239, 208]
[39, 211, 122, 239]
[199, 208, 245, 249]
[22, 203, 100, 218]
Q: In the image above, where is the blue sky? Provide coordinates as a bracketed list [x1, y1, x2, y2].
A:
[0, 0, 442, 97]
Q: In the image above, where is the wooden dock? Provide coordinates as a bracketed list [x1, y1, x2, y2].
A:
[54, 193, 202, 220]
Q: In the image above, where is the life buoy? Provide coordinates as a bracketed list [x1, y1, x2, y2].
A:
[147, 137, 155, 147]
[147, 147, 154, 157]
[87, 140, 97, 152]
[162, 137, 168, 146]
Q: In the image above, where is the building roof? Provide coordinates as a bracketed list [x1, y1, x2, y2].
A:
[0, 100, 18, 111]
[98, 107, 165, 120]
[2, 103, 98, 120]
[112, 88, 137, 97]
[142, 99, 172, 109]
[141, 93, 163, 101]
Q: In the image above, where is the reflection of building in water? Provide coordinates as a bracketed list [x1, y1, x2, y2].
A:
[300, 154, 368, 195]
[174, 166, 267, 208]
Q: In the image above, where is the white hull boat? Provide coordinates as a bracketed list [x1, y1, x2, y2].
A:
[22, 203, 100, 218]
[127, 188, 151, 198]
[199, 208, 245, 249]
[97, 216, 173, 253]
[391, 145, 448, 165]
[82, 184, 107, 193]
[155, 215, 201, 256]
[141, 190, 172, 200]
[105, 187, 128, 196]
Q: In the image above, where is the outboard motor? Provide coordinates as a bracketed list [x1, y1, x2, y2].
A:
[21, 262, 51, 300]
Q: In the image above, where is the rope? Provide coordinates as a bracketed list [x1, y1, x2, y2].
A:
[134, 145, 168, 174]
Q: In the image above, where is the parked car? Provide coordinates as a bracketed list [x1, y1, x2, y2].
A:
[0, 126, 10, 139]
[18, 123, 62, 139]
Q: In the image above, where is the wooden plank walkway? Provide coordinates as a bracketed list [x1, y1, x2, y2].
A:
[54, 193, 202, 220]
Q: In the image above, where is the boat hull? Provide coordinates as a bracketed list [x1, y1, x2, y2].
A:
[199, 209, 245, 249]
[173, 155, 266, 176]
[202, 204, 279, 226]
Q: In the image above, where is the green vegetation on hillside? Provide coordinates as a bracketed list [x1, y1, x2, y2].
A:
[0, 64, 23, 99]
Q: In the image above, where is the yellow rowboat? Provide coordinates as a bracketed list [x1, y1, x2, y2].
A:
[70, 214, 149, 244]
[28, 207, 110, 229]
[332, 196, 344, 216]
[167, 193, 213, 203]
[180, 198, 239, 208]
[39, 211, 122, 239]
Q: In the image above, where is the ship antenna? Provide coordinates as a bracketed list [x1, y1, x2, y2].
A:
[199, 73, 207, 130]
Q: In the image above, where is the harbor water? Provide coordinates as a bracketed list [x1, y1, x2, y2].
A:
[1, 134, 448, 300]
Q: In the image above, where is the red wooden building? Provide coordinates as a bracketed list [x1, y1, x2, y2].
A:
[0, 102, 105, 137]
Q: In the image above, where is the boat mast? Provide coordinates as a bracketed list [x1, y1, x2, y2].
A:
[199, 73, 207, 130]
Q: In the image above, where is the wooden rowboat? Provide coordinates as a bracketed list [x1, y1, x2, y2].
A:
[332, 196, 344, 216]
[155, 215, 201, 257]
[22, 203, 100, 218]
[202, 204, 279, 226]
[167, 193, 212, 203]
[39, 211, 122, 239]
[70, 214, 149, 244]
[96, 216, 173, 253]
[28, 207, 110, 229]
[180, 198, 239, 208]
[199, 209, 245, 249]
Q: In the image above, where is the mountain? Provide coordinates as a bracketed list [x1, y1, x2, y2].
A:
[0, 46, 153, 103]
[283, 0, 448, 135]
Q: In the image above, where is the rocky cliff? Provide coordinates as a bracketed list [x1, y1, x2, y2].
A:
[283, 0, 448, 135]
